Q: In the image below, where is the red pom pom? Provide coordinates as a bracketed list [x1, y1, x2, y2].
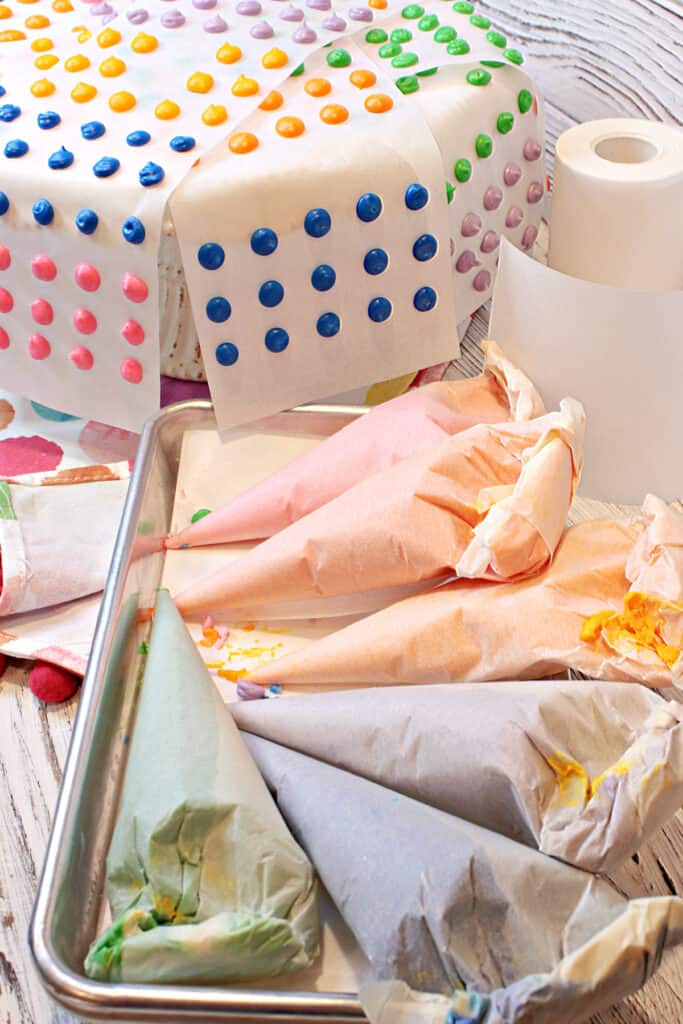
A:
[29, 660, 81, 704]
[0, 653, 6, 677]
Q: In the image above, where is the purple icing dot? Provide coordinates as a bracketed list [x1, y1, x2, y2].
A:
[322, 13, 346, 29]
[193, 0, 217, 7]
[91, 2, 113, 15]
[473, 270, 491, 292]
[527, 181, 544, 204]
[236, 0, 262, 12]
[461, 212, 481, 237]
[480, 230, 499, 254]
[293, 20, 316, 41]
[503, 162, 521, 187]
[349, 6, 373, 20]
[205, 13, 228, 31]
[280, 4, 304, 19]
[505, 206, 524, 228]
[250, 19, 273, 36]
[455, 250, 479, 274]
[127, 8, 149, 23]
[523, 139, 542, 162]
[483, 186, 503, 211]
[307, 0, 331, 8]
[161, 9, 186, 27]
[521, 224, 538, 250]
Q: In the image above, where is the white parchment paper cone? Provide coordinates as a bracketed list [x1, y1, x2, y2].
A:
[243, 734, 629, 997]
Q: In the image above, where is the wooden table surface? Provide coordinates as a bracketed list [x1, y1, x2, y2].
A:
[2, 1, 682, 1021]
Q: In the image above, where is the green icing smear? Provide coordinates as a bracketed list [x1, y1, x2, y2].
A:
[190, 507, 212, 524]
[290, 63, 304, 76]
[447, 38, 470, 55]
[416, 66, 438, 77]
[392, 51, 419, 68]
[466, 67, 491, 86]
[0, 481, 16, 522]
[434, 26, 457, 43]
[497, 111, 515, 134]
[475, 132, 493, 158]
[396, 74, 419, 94]
[365, 28, 388, 44]
[391, 27, 413, 43]
[445, 181, 455, 204]
[518, 88, 533, 113]
[480, 59, 505, 67]
[418, 14, 439, 30]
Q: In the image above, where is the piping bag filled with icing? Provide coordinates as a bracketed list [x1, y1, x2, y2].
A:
[84, 591, 319, 984]
[173, 397, 583, 617]
[166, 342, 544, 548]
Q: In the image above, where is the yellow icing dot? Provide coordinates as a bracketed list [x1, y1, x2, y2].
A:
[52, 0, 73, 10]
[276, 115, 304, 138]
[109, 90, 136, 112]
[71, 81, 97, 103]
[259, 90, 283, 111]
[216, 42, 242, 64]
[64, 53, 90, 71]
[131, 31, 157, 54]
[0, 6, 12, 19]
[262, 47, 288, 70]
[34, 52, 58, 68]
[350, 69, 377, 89]
[202, 103, 227, 126]
[99, 55, 126, 77]
[187, 71, 214, 94]
[365, 93, 393, 114]
[25, 14, 50, 27]
[320, 103, 348, 125]
[232, 74, 258, 97]
[305, 78, 331, 97]
[71, 24, 91, 43]
[97, 26, 120, 48]
[369, 0, 387, 7]
[1, 29, 27, 41]
[30, 34, 52, 50]
[229, 132, 259, 154]
[155, 99, 180, 120]
[30, 77, 55, 97]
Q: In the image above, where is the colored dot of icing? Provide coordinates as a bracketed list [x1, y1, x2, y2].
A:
[461, 212, 481, 237]
[276, 116, 305, 137]
[155, 99, 180, 119]
[73, 308, 97, 333]
[32, 199, 54, 224]
[93, 156, 119, 177]
[505, 206, 523, 228]
[480, 230, 500, 255]
[396, 75, 419, 94]
[304, 208, 331, 237]
[65, 53, 90, 71]
[232, 75, 259, 97]
[305, 77, 331, 96]
[110, 91, 136, 112]
[131, 32, 157, 53]
[317, 312, 340, 337]
[127, 129, 150, 145]
[259, 91, 282, 111]
[48, 145, 73, 169]
[35, 53, 59, 70]
[237, 0, 262, 13]
[97, 27, 121, 47]
[202, 103, 227, 125]
[368, 297, 391, 322]
[122, 272, 148, 302]
[69, 345, 93, 370]
[0, 5, 9, 17]
[356, 192, 382, 222]
[71, 82, 97, 102]
[26, 14, 51, 28]
[0, 104, 21, 122]
[38, 110, 60, 129]
[216, 43, 242, 63]
[0, 327, 8, 349]
[32, 254, 56, 280]
[29, 334, 51, 360]
[205, 14, 228, 32]
[497, 111, 514, 134]
[414, 286, 437, 310]
[122, 216, 145, 244]
[472, 269, 491, 291]
[523, 138, 542, 161]
[139, 161, 164, 186]
[206, 296, 232, 322]
[31, 78, 55, 97]
[379, 42, 401, 57]
[418, 13, 438, 30]
[0, 245, 9, 271]
[320, 103, 348, 124]
[81, 120, 105, 140]
[446, 38, 469, 55]
[5, 139, 29, 158]
[454, 158, 471, 182]
[326, 48, 351, 67]
[365, 93, 393, 113]
[251, 227, 278, 254]
[161, 10, 185, 28]
[350, 68, 376, 89]
[349, 6, 372, 21]
[405, 183, 428, 210]
[0, 288, 13, 313]
[483, 186, 502, 210]
[391, 28, 412, 42]
[30, 37, 53, 53]
[413, 233, 437, 261]
[187, 71, 214, 93]
[262, 47, 288, 69]
[321, 14, 345, 30]
[475, 133, 493, 158]
[311, 264, 335, 291]
[0, 29, 26, 42]
[75, 263, 100, 291]
[265, 327, 289, 353]
[258, 280, 284, 307]
[293, 23, 317, 43]
[527, 181, 544, 204]
[120, 357, 143, 383]
[365, 28, 387, 43]
[466, 68, 491, 86]
[486, 29, 506, 47]
[469, 13, 490, 28]
[518, 88, 533, 113]
[198, 242, 225, 269]
[170, 135, 196, 152]
[0, 193, 9, 216]
[503, 162, 522, 187]
[434, 25, 456, 42]
[250, 20, 273, 39]
[122, 319, 145, 345]
[504, 48, 524, 65]
[100, 56, 126, 77]
[445, 181, 455, 203]
[215, 342, 238, 365]
[363, 248, 388, 275]
[402, 4, 424, 18]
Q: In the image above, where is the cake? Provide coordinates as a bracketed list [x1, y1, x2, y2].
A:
[0, 0, 545, 429]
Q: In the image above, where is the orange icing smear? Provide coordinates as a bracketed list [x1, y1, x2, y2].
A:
[581, 591, 683, 669]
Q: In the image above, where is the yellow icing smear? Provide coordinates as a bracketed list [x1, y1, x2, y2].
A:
[547, 750, 644, 807]
[580, 591, 683, 669]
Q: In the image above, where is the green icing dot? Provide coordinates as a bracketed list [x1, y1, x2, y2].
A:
[392, 51, 419, 68]
[504, 47, 524, 65]
[190, 508, 212, 523]
[447, 38, 470, 55]
[396, 74, 419, 94]
[486, 29, 506, 47]
[475, 132, 493, 158]
[291, 63, 305, 76]
[327, 48, 352, 68]
[480, 60, 504, 67]
[391, 28, 413, 43]
[416, 66, 439, 77]
[466, 68, 491, 86]
[470, 13, 490, 28]
[402, 4, 425, 18]
[454, 157, 472, 182]
[418, 14, 439, 30]
[518, 88, 533, 113]
[446, 181, 455, 204]
[497, 111, 514, 134]
[365, 28, 388, 44]
[379, 41, 402, 58]
[452, 1, 473, 12]
[434, 26, 457, 43]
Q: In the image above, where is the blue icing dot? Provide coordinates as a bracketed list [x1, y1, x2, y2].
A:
[122, 215, 145, 244]
[368, 297, 392, 322]
[139, 162, 164, 186]
[405, 183, 429, 210]
[206, 296, 232, 322]
[357, 192, 383, 223]
[258, 280, 284, 307]
[363, 248, 388, 275]
[215, 341, 239, 366]
[0, 86, 5, 98]
[93, 156, 120, 178]
[127, 129, 150, 147]
[413, 233, 438, 261]
[48, 146, 74, 170]
[5, 139, 28, 158]
[38, 110, 61, 130]
[76, 208, 98, 235]
[311, 264, 336, 291]
[30, 401, 79, 423]
[414, 286, 437, 311]
[197, 242, 225, 270]
[251, 227, 278, 256]
[32, 199, 54, 225]
[265, 327, 289, 353]
[170, 135, 195, 152]
[304, 208, 331, 238]
[81, 120, 106, 140]
[317, 312, 340, 337]
[0, 104, 21, 123]
[0, 192, 9, 216]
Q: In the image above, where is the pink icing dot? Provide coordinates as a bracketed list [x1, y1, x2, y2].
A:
[480, 230, 499, 254]
[0, 288, 13, 313]
[0, 327, 9, 350]
[505, 206, 524, 228]
[0, 435, 63, 476]
[0, 246, 10, 271]
[74, 263, 101, 292]
[28, 333, 51, 360]
[73, 308, 98, 334]
[122, 273, 149, 303]
[31, 298, 53, 325]
[523, 139, 542, 162]
[503, 162, 521, 187]
[460, 212, 481, 237]
[122, 318, 145, 345]
[32, 254, 57, 281]
[69, 345, 94, 370]
[120, 357, 143, 383]
[483, 186, 502, 211]
[521, 225, 538, 251]
[472, 270, 491, 292]
[527, 181, 544, 204]
[455, 250, 479, 274]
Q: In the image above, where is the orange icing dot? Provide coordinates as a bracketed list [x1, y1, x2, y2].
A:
[109, 90, 136, 112]
[99, 55, 126, 77]
[305, 77, 331, 97]
[320, 103, 349, 125]
[202, 103, 227, 126]
[229, 132, 259, 154]
[30, 35, 52, 50]
[35, 53, 58, 68]
[1, 29, 27, 41]
[369, 0, 387, 7]
[262, 47, 288, 70]
[216, 42, 242, 64]
[365, 93, 394, 113]
[350, 69, 377, 89]
[187, 71, 214, 94]
[131, 31, 157, 53]
[259, 90, 283, 111]
[0, 6, 11, 18]
[71, 81, 96, 103]
[155, 99, 180, 119]
[64, 53, 89, 71]
[52, 0, 73, 10]
[97, 26, 120, 48]
[30, 77, 55, 97]
[232, 74, 258, 97]
[276, 115, 304, 138]
[25, 14, 50, 27]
